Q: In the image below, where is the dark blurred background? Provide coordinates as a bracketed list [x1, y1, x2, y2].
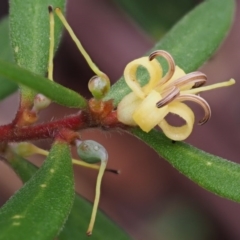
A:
[0, 0, 239, 239]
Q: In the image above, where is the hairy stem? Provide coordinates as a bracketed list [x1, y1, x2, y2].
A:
[0, 99, 126, 143]
[0, 111, 88, 142]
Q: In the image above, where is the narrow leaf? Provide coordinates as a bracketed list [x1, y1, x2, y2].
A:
[9, 0, 66, 100]
[9, 0, 65, 74]
[6, 153, 38, 183]
[0, 17, 18, 100]
[0, 59, 87, 108]
[59, 196, 131, 240]
[132, 128, 240, 203]
[105, 0, 235, 106]
[6, 150, 131, 239]
[0, 140, 74, 240]
[114, 0, 197, 39]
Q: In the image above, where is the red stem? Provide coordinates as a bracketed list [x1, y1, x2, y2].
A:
[0, 99, 126, 143]
[0, 111, 89, 142]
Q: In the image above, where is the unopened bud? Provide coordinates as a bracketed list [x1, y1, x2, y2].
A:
[76, 139, 108, 235]
[88, 75, 110, 100]
[33, 94, 51, 112]
[77, 140, 108, 164]
[10, 142, 39, 157]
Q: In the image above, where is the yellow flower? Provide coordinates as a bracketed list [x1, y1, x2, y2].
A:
[117, 50, 235, 141]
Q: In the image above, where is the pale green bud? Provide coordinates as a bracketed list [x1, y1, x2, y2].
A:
[77, 140, 108, 164]
[88, 75, 110, 100]
[33, 94, 51, 112]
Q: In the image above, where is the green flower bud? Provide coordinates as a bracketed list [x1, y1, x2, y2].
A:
[88, 75, 110, 100]
[33, 94, 51, 112]
[10, 142, 39, 157]
[77, 140, 108, 164]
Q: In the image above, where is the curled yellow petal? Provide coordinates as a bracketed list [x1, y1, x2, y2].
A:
[133, 90, 168, 132]
[166, 71, 207, 92]
[124, 57, 162, 99]
[117, 92, 141, 126]
[158, 102, 194, 141]
[156, 66, 186, 92]
[175, 94, 211, 125]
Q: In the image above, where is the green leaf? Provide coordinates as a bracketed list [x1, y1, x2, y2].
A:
[105, 0, 235, 106]
[0, 59, 87, 108]
[9, 0, 66, 101]
[0, 140, 74, 240]
[114, 0, 197, 39]
[6, 150, 131, 239]
[0, 0, 85, 108]
[59, 195, 131, 240]
[0, 17, 18, 100]
[6, 153, 38, 183]
[132, 128, 240, 203]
